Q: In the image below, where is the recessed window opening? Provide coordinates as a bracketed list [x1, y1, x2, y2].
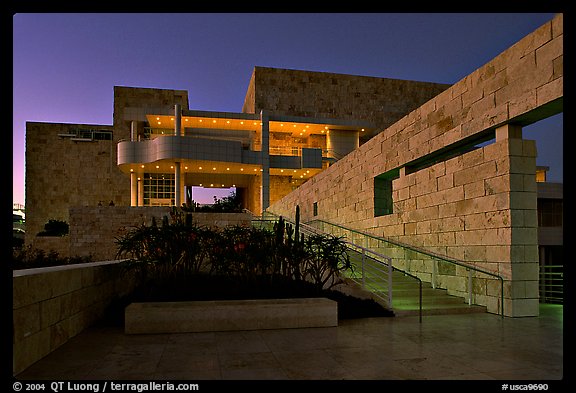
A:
[374, 168, 399, 217]
[404, 131, 495, 175]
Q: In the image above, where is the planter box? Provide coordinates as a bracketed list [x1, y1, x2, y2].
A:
[124, 297, 338, 334]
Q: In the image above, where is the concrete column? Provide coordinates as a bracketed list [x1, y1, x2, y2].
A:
[130, 121, 138, 141]
[260, 110, 270, 212]
[174, 104, 183, 207]
[130, 172, 138, 206]
[327, 129, 359, 159]
[175, 162, 181, 207]
[175, 104, 183, 136]
[137, 178, 144, 206]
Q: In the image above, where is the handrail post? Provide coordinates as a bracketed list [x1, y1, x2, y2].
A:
[387, 257, 393, 311]
[419, 280, 422, 323]
[361, 249, 366, 288]
[501, 278, 505, 319]
[468, 268, 473, 305]
[432, 259, 437, 289]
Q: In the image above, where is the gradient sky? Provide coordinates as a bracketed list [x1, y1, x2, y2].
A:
[12, 13, 563, 205]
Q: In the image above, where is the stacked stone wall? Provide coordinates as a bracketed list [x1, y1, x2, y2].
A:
[12, 260, 138, 375]
[268, 14, 563, 317]
[242, 67, 451, 142]
[68, 207, 252, 261]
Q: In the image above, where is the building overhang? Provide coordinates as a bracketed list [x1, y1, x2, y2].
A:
[146, 110, 377, 137]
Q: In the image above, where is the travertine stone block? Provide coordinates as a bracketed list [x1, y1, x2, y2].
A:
[125, 298, 338, 334]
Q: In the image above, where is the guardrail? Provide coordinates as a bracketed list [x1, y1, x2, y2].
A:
[306, 219, 505, 318]
[539, 264, 563, 304]
[254, 212, 423, 322]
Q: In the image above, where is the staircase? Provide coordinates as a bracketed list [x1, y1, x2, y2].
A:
[388, 269, 487, 316]
[255, 214, 499, 318]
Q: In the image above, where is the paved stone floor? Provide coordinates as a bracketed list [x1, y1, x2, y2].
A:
[16, 305, 564, 383]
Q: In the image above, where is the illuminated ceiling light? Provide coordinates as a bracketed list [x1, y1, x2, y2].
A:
[199, 166, 203, 170]
[293, 170, 297, 173]
[226, 167, 230, 171]
[280, 169, 284, 173]
[199, 119, 203, 122]
[300, 175, 303, 178]
[361, 128, 365, 132]
[212, 167, 216, 171]
[260, 169, 263, 172]
[306, 170, 310, 173]
[221, 184, 225, 187]
[185, 118, 189, 122]
[240, 121, 244, 125]
[325, 126, 328, 129]
[226, 120, 230, 124]
[280, 123, 284, 127]
[299, 133, 303, 136]
[184, 166, 188, 170]
[321, 130, 325, 133]
[156, 117, 160, 120]
[170, 165, 174, 169]
[306, 125, 310, 128]
[210, 183, 214, 187]
[137, 177, 141, 181]
[212, 120, 217, 123]
[141, 165, 145, 168]
[253, 168, 257, 172]
[240, 168, 244, 171]
[130, 169, 134, 172]
[156, 165, 159, 169]
[232, 184, 236, 187]
[170, 117, 174, 121]
[157, 121, 161, 125]
[253, 122, 257, 125]
[293, 124, 297, 128]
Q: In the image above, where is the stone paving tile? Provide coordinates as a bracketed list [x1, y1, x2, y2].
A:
[15, 305, 563, 382]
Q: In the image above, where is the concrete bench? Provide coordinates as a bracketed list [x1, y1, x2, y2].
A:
[124, 297, 338, 334]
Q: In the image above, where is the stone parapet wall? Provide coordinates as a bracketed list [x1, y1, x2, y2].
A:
[30, 236, 70, 259]
[12, 260, 138, 375]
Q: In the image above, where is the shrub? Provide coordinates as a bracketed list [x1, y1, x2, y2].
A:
[11, 246, 92, 270]
[115, 209, 353, 292]
[37, 219, 69, 237]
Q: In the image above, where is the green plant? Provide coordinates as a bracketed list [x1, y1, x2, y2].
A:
[37, 219, 69, 237]
[115, 205, 353, 296]
[301, 233, 352, 291]
[11, 245, 92, 270]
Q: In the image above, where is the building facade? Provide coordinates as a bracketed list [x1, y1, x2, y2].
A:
[25, 70, 449, 242]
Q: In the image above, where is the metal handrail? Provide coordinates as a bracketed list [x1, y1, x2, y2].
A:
[306, 218, 505, 318]
[539, 264, 563, 304]
[256, 212, 423, 322]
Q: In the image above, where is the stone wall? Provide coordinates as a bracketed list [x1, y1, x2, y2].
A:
[242, 66, 451, 142]
[268, 14, 563, 317]
[68, 207, 252, 261]
[25, 87, 190, 247]
[25, 122, 121, 243]
[12, 260, 138, 375]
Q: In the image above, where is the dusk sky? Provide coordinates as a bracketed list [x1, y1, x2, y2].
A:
[12, 13, 563, 206]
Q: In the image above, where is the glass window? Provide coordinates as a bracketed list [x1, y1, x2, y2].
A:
[143, 173, 175, 206]
[538, 198, 563, 227]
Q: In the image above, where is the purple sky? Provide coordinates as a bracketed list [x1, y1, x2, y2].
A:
[12, 13, 563, 205]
